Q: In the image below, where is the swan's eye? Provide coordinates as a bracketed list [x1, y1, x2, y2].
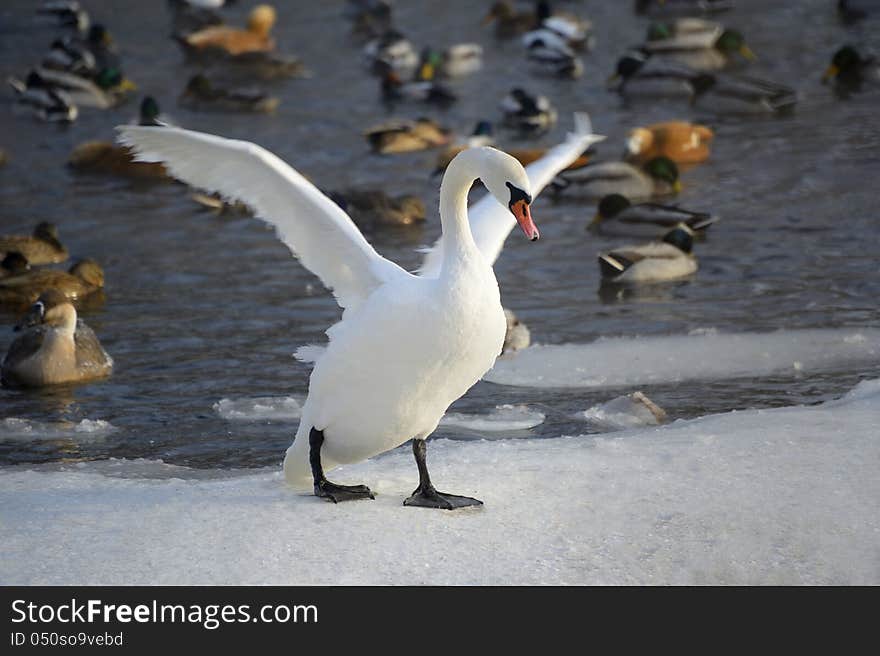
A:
[506, 181, 532, 209]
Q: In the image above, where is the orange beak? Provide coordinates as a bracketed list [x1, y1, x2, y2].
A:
[511, 199, 538, 241]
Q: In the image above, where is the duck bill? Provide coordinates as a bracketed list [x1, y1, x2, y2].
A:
[739, 44, 757, 61]
[821, 64, 839, 83]
[672, 180, 683, 194]
[589, 213, 602, 228]
[119, 77, 137, 92]
[606, 73, 621, 89]
[511, 199, 539, 241]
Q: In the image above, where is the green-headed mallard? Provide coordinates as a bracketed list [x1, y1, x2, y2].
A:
[599, 223, 697, 283]
[0, 222, 68, 265]
[552, 157, 681, 201]
[1, 289, 112, 388]
[590, 194, 718, 238]
[0, 258, 105, 309]
[643, 19, 755, 70]
[822, 45, 878, 91]
[34, 66, 136, 109]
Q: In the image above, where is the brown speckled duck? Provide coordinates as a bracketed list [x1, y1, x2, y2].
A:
[1, 289, 113, 388]
[0, 258, 105, 309]
[0, 222, 68, 265]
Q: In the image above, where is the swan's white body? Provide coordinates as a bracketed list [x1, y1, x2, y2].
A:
[117, 113, 602, 489]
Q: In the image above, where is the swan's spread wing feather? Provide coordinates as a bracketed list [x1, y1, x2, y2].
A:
[116, 126, 409, 310]
[419, 113, 604, 276]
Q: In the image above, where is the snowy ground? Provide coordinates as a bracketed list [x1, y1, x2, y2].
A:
[2, 379, 878, 585]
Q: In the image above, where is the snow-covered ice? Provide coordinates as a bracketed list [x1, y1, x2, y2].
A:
[485, 328, 880, 388]
[439, 404, 545, 433]
[213, 396, 303, 421]
[2, 379, 878, 585]
[0, 417, 116, 440]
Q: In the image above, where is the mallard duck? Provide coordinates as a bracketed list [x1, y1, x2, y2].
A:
[1, 253, 30, 279]
[326, 189, 425, 228]
[0, 258, 104, 309]
[69, 97, 171, 179]
[502, 308, 531, 354]
[523, 33, 584, 78]
[418, 44, 483, 79]
[1, 289, 112, 388]
[822, 46, 878, 90]
[381, 68, 457, 106]
[599, 223, 697, 283]
[37, 1, 90, 33]
[482, 1, 538, 37]
[635, 0, 734, 16]
[179, 74, 280, 113]
[180, 3, 276, 55]
[363, 30, 418, 74]
[643, 19, 755, 70]
[365, 118, 450, 154]
[610, 51, 796, 113]
[33, 66, 136, 109]
[8, 72, 78, 123]
[529, 0, 594, 50]
[590, 194, 718, 238]
[625, 121, 714, 165]
[553, 157, 681, 201]
[0, 223, 68, 265]
[500, 88, 557, 135]
[46, 24, 119, 74]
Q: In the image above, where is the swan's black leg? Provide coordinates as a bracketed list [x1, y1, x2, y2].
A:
[403, 438, 483, 510]
[309, 428, 374, 503]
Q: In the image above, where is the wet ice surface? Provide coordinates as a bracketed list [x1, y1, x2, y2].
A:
[578, 392, 667, 431]
[0, 417, 116, 440]
[439, 404, 546, 433]
[213, 396, 303, 421]
[2, 379, 878, 585]
[486, 329, 880, 388]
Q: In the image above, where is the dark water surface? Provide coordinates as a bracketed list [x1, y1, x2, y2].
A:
[1, 1, 878, 468]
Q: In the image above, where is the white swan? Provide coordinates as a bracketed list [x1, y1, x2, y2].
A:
[117, 126, 549, 509]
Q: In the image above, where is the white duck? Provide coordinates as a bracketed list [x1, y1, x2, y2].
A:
[117, 112, 602, 509]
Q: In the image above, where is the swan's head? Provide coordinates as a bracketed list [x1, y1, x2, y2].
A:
[479, 147, 538, 241]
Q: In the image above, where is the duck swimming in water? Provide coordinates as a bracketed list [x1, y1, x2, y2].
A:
[625, 121, 714, 165]
[0, 222, 68, 265]
[590, 194, 718, 238]
[552, 157, 681, 201]
[180, 4, 277, 56]
[1, 289, 112, 388]
[365, 118, 451, 154]
[599, 223, 698, 283]
[0, 259, 105, 309]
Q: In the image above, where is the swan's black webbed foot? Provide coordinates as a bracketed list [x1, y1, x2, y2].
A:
[309, 427, 374, 503]
[314, 480, 375, 503]
[402, 438, 483, 510]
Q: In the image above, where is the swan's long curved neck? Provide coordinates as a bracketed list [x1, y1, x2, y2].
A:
[439, 149, 483, 273]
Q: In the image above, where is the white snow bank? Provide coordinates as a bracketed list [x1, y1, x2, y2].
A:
[485, 328, 880, 388]
[0, 417, 116, 440]
[213, 396, 303, 421]
[439, 404, 545, 433]
[2, 379, 879, 585]
[579, 392, 667, 431]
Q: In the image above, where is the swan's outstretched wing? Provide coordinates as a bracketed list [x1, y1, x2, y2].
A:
[117, 126, 410, 311]
[419, 112, 605, 276]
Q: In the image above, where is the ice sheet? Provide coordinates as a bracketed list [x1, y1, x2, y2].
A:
[2, 379, 878, 585]
[579, 392, 667, 431]
[485, 329, 880, 388]
[213, 396, 303, 421]
[0, 417, 116, 440]
[439, 404, 545, 433]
